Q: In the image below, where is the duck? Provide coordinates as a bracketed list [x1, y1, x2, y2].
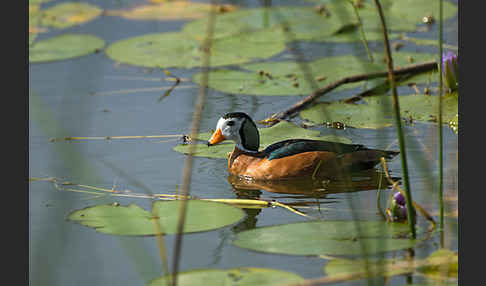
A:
[207, 112, 399, 180]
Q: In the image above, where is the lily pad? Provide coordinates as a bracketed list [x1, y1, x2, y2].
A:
[183, 1, 456, 43]
[300, 92, 458, 129]
[419, 249, 458, 280]
[173, 121, 351, 159]
[193, 52, 435, 96]
[29, 34, 105, 63]
[40, 2, 102, 29]
[29, 0, 52, 3]
[106, 1, 237, 21]
[311, 0, 457, 34]
[105, 29, 286, 68]
[233, 220, 416, 256]
[148, 267, 304, 286]
[68, 200, 245, 236]
[183, 6, 345, 42]
[324, 249, 458, 280]
[325, 257, 409, 278]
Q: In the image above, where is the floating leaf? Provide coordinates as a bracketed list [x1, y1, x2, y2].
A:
[29, 4, 46, 44]
[68, 200, 245, 236]
[324, 249, 458, 280]
[29, 34, 105, 63]
[233, 220, 416, 256]
[173, 121, 351, 159]
[183, 6, 345, 42]
[325, 257, 409, 278]
[193, 52, 435, 96]
[419, 249, 458, 280]
[311, 0, 457, 35]
[105, 29, 286, 68]
[300, 92, 458, 129]
[40, 2, 102, 29]
[148, 267, 304, 286]
[183, 1, 456, 43]
[106, 1, 236, 21]
[29, 0, 52, 4]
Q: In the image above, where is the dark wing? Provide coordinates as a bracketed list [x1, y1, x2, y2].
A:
[262, 139, 366, 161]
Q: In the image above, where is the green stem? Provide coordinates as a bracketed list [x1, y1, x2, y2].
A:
[170, 1, 217, 285]
[349, 0, 374, 62]
[438, 0, 445, 248]
[373, 0, 416, 239]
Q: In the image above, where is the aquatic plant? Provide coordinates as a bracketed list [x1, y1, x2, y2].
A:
[442, 51, 458, 92]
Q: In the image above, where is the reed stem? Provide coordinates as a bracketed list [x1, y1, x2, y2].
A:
[349, 0, 374, 62]
[170, 2, 217, 284]
[438, 0, 445, 248]
[373, 0, 416, 238]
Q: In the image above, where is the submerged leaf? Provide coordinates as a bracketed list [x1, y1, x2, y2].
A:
[29, 34, 105, 63]
[300, 92, 458, 129]
[106, 1, 237, 20]
[233, 220, 416, 256]
[105, 29, 286, 68]
[68, 200, 245, 236]
[148, 267, 304, 286]
[173, 121, 351, 159]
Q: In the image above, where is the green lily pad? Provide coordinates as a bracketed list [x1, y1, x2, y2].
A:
[105, 29, 286, 68]
[420, 249, 458, 280]
[193, 52, 435, 96]
[106, 1, 237, 21]
[67, 200, 245, 236]
[183, 6, 345, 42]
[29, 34, 105, 63]
[233, 220, 416, 256]
[173, 121, 351, 159]
[311, 0, 457, 34]
[40, 2, 102, 29]
[300, 92, 458, 129]
[148, 267, 304, 286]
[325, 257, 407, 278]
[324, 249, 458, 280]
[29, 0, 52, 4]
[183, 1, 456, 43]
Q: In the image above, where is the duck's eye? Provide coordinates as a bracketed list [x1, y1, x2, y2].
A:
[227, 121, 235, 126]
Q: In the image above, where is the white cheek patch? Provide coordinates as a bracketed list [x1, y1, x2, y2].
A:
[216, 117, 226, 132]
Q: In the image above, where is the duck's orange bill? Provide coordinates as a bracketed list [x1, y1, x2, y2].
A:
[208, 128, 226, 146]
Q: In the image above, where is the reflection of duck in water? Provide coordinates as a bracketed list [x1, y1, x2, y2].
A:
[208, 112, 399, 180]
[227, 169, 392, 198]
